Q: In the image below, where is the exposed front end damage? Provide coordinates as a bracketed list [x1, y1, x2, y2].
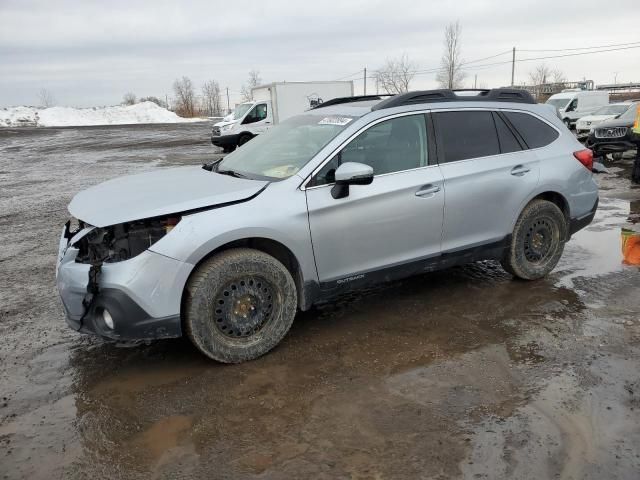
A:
[56, 217, 192, 340]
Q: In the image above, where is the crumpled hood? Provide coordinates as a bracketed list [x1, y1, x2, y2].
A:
[69, 166, 268, 227]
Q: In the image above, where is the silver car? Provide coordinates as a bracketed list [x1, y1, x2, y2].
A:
[56, 89, 599, 363]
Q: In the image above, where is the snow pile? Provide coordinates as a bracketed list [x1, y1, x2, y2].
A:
[0, 102, 205, 127]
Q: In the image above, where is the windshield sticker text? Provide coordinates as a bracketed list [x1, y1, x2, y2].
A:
[319, 116, 353, 126]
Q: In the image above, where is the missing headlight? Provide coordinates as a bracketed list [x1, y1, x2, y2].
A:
[74, 216, 181, 264]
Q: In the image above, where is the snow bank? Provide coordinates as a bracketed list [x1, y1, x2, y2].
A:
[0, 102, 205, 127]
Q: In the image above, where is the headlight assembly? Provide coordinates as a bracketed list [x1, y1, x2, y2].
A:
[73, 216, 181, 264]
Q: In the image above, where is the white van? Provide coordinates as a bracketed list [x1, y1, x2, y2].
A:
[211, 81, 354, 151]
[545, 90, 609, 127]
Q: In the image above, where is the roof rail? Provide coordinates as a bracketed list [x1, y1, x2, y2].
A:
[371, 88, 535, 111]
[312, 94, 392, 109]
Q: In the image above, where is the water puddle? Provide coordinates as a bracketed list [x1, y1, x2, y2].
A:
[556, 198, 639, 289]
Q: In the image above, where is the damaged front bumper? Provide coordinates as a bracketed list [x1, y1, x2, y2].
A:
[56, 223, 191, 340]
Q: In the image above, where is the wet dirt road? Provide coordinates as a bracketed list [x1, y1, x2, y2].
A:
[1, 124, 639, 479]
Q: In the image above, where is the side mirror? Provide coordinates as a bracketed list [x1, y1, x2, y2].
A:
[331, 162, 374, 199]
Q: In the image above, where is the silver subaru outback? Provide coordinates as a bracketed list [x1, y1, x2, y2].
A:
[56, 89, 599, 363]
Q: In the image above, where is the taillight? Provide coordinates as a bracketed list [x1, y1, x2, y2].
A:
[573, 149, 593, 171]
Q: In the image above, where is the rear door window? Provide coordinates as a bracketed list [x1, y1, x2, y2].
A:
[434, 111, 500, 163]
[503, 111, 559, 149]
[493, 113, 522, 154]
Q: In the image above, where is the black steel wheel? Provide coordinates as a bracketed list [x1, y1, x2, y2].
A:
[213, 276, 275, 338]
[185, 248, 297, 363]
[501, 200, 567, 280]
[523, 218, 555, 263]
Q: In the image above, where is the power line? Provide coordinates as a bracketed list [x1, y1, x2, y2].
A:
[518, 40, 640, 52]
[334, 43, 640, 86]
[334, 69, 366, 81]
[456, 44, 640, 71]
[461, 49, 513, 65]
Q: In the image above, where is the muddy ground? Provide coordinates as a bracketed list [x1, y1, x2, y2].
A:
[0, 123, 639, 479]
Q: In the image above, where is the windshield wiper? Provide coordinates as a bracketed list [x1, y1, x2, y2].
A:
[217, 168, 248, 179]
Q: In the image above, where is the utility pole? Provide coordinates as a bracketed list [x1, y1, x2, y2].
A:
[165, 94, 169, 110]
[474, 74, 477, 89]
[226, 87, 230, 114]
[511, 47, 516, 86]
[363, 68, 367, 95]
[614, 72, 619, 84]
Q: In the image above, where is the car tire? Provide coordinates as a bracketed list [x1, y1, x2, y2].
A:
[501, 200, 567, 280]
[184, 248, 297, 363]
[222, 146, 234, 153]
[612, 152, 623, 161]
[237, 133, 252, 147]
[563, 118, 572, 129]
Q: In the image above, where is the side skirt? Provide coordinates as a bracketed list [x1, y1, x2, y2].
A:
[309, 236, 511, 304]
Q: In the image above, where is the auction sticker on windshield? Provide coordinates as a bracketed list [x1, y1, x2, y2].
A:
[318, 116, 353, 126]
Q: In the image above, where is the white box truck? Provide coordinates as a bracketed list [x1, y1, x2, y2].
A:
[211, 81, 354, 152]
[545, 90, 609, 128]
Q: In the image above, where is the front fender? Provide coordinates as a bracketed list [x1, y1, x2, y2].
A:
[149, 190, 318, 287]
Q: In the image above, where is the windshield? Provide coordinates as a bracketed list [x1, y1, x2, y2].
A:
[217, 113, 354, 180]
[593, 104, 630, 116]
[620, 104, 639, 121]
[232, 103, 253, 120]
[546, 98, 570, 109]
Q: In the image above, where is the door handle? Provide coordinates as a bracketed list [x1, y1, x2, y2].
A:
[415, 185, 441, 197]
[511, 165, 531, 176]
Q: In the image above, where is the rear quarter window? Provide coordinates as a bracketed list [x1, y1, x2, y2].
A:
[503, 111, 559, 149]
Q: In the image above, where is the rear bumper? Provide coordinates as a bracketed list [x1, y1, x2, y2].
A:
[569, 197, 598, 237]
[211, 133, 239, 148]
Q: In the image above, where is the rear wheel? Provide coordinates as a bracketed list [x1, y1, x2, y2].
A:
[501, 200, 567, 280]
[185, 248, 297, 363]
[237, 133, 253, 147]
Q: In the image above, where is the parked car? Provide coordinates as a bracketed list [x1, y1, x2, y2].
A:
[586, 103, 640, 159]
[546, 90, 609, 128]
[575, 103, 634, 139]
[57, 88, 599, 363]
[211, 81, 353, 152]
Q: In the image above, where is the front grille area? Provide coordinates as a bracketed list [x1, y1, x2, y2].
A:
[594, 126, 627, 139]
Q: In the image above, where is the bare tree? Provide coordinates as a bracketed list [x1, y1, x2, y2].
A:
[240, 69, 262, 102]
[374, 54, 416, 94]
[38, 88, 56, 108]
[202, 80, 222, 116]
[528, 64, 553, 99]
[122, 92, 137, 106]
[173, 76, 196, 117]
[435, 21, 466, 89]
[550, 68, 567, 85]
[528, 64, 552, 87]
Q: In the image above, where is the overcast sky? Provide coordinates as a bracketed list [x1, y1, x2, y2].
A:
[1, 0, 638, 108]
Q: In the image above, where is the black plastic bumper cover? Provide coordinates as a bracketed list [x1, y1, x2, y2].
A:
[65, 288, 182, 340]
[569, 198, 598, 237]
[211, 133, 239, 148]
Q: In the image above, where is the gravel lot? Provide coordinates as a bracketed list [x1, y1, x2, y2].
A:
[1, 123, 639, 479]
